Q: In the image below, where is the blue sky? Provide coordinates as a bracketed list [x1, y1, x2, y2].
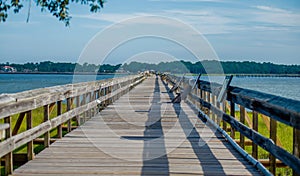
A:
[0, 0, 300, 65]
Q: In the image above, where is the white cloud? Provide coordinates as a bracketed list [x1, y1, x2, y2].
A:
[72, 13, 137, 23]
[161, 9, 236, 34]
[254, 6, 300, 27]
[256, 6, 289, 13]
[72, 10, 234, 34]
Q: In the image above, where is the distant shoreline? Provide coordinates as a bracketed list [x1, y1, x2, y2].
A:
[0, 72, 129, 75]
[0, 72, 299, 77]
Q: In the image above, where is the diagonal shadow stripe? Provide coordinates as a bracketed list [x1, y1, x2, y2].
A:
[141, 76, 170, 176]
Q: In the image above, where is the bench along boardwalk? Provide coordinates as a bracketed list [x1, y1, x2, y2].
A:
[0, 74, 299, 175]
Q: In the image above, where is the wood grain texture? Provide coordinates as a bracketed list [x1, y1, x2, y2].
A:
[13, 76, 261, 176]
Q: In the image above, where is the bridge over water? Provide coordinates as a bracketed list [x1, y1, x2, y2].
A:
[0, 74, 299, 175]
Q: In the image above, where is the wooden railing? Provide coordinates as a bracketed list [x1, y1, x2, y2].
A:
[164, 74, 300, 176]
[0, 74, 146, 176]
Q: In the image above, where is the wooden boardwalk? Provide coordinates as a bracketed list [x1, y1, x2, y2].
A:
[13, 76, 261, 176]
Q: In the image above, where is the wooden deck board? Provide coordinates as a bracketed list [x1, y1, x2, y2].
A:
[13, 76, 262, 176]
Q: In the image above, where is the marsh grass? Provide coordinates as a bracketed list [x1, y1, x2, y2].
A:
[0, 103, 77, 174]
[219, 110, 294, 175]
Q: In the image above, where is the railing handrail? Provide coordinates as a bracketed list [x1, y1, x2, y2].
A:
[167, 74, 300, 129]
[0, 75, 142, 120]
[164, 74, 300, 175]
[0, 74, 146, 160]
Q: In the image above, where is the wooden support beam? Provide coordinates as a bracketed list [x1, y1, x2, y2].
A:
[235, 140, 253, 146]
[33, 138, 56, 145]
[4, 116, 13, 176]
[293, 128, 300, 176]
[259, 159, 287, 168]
[222, 101, 227, 131]
[57, 100, 62, 138]
[216, 100, 221, 126]
[12, 112, 26, 136]
[88, 92, 92, 119]
[75, 96, 80, 126]
[207, 92, 211, 116]
[44, 105, 50, 148]
[81, 93, 86, 122]
[240, 106, 246, 149]
[212, 95, 216, 122]
[261, 114, 283, 147]
[252, 111, 258, 159]
[49, 102, 56, 114]
[67, 98, 72, 133]
[269, 118, 277, 175]
[26, 111, 34, 161]
[230, 101, 235, 139]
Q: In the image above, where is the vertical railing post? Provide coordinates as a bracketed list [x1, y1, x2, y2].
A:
[26, 111, 34, 161]
[75, 96, 80, 126]
[201, 90, 205, 111]
[207, 92, 211, 116]
[82, 93, 86, 122]
[222, 101, 227, 131]
[269, 118, 277, 175]
[252, 111, 258, 159]
[92, 91, 97, 116]
[109, 84, 112, 104]
[44, 105, 50, 147]
[216, 100, 221, 126]
[293, 128, 300, 176]
[212, 95, 216, 122]
[57, 100, 62, 138]
[88, 92, 92, 119]
[230, 101, 235, 139]
[4, 116, 12, 176]
[67, 98, 72, 132]
[239, 106, 245, 149]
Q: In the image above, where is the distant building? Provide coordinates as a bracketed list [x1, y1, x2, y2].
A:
[115, 67, 128, 73]
[1, 66, 17, 72]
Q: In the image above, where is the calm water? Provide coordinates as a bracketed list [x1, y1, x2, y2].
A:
[0, 74, 299, 101]
[0, 74, 126, 94]
[191, 75, 300, 101]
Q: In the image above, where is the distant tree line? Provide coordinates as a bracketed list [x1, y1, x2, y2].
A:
[0, 61, 122, 73]
[1, 60, 299, 74]
[122, 60, 300, 74]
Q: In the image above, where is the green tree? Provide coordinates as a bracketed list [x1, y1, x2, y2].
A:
[0, 0, 105, 25]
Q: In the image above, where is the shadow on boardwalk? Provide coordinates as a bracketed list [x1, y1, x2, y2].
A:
[141, 76, 169, 175]
[161, 77, 227, 175]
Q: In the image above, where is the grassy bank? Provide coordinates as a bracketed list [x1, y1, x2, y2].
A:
[0, 104, 70, 175]
[223, 110, 293, 175]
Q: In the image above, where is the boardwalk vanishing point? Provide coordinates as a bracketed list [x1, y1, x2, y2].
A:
[12, 76, 262, 175]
